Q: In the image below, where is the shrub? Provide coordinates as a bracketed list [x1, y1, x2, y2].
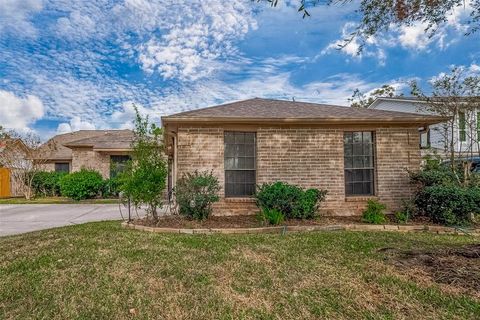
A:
[59, 169, 104, 201]
[257, 208, 285, 225]
[409, 166, 457, 187]
[175, 170, 220, 220]
[31, 171, 67, 197]
[102, 178, 121, 198]
[414, 185, 480, 226]
[394, 199, 415, 224]
[362, 199, 388, 224]
[255, 182, 327, 219]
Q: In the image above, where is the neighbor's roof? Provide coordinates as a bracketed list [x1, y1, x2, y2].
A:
[37, 130, 133, 160]
[369, 96, 480, 109]
[64, 130, 134, 151]
[162, 98, 447, 125]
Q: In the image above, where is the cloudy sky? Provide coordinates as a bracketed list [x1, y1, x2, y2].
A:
[0, 0, 479, 139]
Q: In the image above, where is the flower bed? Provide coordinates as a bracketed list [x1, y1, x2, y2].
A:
[122, 215, 480, 236]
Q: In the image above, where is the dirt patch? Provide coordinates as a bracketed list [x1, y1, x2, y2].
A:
[380, 244, 480, 296]
[132, 215, 369, 229]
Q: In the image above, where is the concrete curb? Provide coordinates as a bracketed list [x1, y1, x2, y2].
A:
[121, 221, 480, 236]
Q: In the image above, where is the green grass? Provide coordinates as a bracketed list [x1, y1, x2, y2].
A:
[0, 197, 119, 204]
[0, 222, 479, 319]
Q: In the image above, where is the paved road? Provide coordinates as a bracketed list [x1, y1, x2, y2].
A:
[0, 204, 146, 236]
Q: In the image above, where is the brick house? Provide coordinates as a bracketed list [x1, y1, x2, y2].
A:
[37, 130, 134, 179]
[162, 98, 445, 216]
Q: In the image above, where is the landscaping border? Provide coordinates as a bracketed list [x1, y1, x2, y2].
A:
[121, 221, 480, 236]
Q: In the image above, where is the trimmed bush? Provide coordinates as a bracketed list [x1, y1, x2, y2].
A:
[414, 185, 480, 226]
[175, 170, 220, 220]
[257, 208, 285, 225]
[31, 171, 67, 197]
[362, 199, 388, 224]
[255, 182, 327, 219]
[59, 169, 104, 201]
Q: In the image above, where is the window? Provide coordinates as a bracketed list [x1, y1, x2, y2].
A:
[459, 112, 466, 142]
[224, 132, 256, 197]
[110, 155, 131, 178]
[55, 162, 70, 173]
[420, 129, 430, 149]
[344, 132, 375, 196]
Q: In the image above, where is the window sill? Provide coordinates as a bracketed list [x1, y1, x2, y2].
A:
[345, 196, 377, 202]
[224, 197, 256, 203]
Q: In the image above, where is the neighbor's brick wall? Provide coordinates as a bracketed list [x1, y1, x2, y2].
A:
[175, 125, 421, 216]
[71, 148, 110, 179]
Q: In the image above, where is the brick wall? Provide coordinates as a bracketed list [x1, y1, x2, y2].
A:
[175, 125, 420, 216]
[71, 148, 110, 179]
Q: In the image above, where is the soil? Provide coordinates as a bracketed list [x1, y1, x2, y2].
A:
[380, 244, 480, 296]
[132, 214, 450, 229]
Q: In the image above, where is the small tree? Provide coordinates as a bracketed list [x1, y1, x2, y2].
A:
[0, 126, 56, 199]
[119, 107, 167, 221]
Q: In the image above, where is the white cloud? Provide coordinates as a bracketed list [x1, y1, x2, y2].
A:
[0, 90, 44, 131]
[0, 0, 43, 38]
[321, 22, 387, 66]
[136, 1, 257, 81]
[56, 117, 96, 134]
[469, 63, 480, 73]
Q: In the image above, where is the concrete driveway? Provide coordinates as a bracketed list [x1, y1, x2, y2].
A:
[0, 204, 146, 236]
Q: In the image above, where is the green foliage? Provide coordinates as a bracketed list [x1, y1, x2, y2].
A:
[118, 106, 167, 220]
[255, 181, 327, 219]
[394, 200, 415, 224]
[31, 171, 67, 197]
[257, 208, 285, 226]
[414, 185, 480, 226]
[409, 166, 457, 187]
[59, 169, 104, 201]
[175, 170, 220, 220]
[362, 199, 388, 224]
[101, 178, 121, 198]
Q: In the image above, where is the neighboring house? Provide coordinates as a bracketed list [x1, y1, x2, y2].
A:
[162, 98, 444, 216]
[0, 138, 30, 197]
[369, 97, 478, 157]
[37, 130, 134, 179]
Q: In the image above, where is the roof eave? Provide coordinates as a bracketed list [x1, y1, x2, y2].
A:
[162, 116, 447, 126]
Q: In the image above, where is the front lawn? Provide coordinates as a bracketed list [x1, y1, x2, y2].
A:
[0, 222, 479, 319]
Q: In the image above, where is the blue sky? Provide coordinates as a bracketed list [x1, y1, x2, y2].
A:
[0, 0, 479, 139]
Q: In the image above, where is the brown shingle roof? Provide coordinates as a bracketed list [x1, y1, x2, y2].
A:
[64, 130, 134, 150]
[38, 130, 133, 160]
[162, 98, 446, 125]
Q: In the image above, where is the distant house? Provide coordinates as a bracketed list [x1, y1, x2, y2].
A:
[162, 98, 444, 216]
[0, 138, 30, 197]
[37, 130, 134, 179]
[369, 97, 478, 156]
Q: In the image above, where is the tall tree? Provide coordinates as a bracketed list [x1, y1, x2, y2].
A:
[410, 66, 480, 181]
[349, 84, 398, 108]
[261, 1, 479, 51]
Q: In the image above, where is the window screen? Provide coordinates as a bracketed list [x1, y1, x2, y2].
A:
[344, 132, 375, 196]
[224, 132, 256, 197]
[55, 162, 70, 173]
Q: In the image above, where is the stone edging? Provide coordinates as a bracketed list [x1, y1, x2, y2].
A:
[121, 221, 480, 236]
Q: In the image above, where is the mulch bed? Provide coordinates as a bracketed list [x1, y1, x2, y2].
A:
[132, 214, 447, 229]
[380, 244, 480, 296]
